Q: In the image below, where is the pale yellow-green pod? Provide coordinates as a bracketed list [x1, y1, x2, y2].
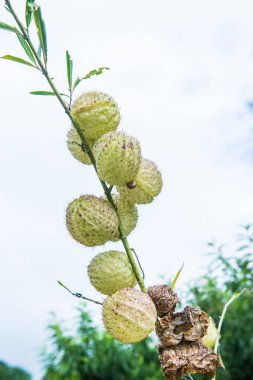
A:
[66, 195, 119, 247]
[103, 288, 157, 344]
[93, 131, 141, 186]
[88, 251, 137, 295]
[202, 317, 219, 348]
[70, 91, 120, 141]
[67, 128, 95, 165]
[117, 158, 163, 204]
[113, 195, 138, 238]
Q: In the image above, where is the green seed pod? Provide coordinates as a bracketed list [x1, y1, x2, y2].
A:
[88, 251, 137, 295]
[100, 194, 138, 241]
[202, 317, 219, 348]
[117, 158, 162, 204]
[93, 131, 141, 186]
[66, 195, 119, 247]
[67, 128, 95, 165]
[70, 91, 120, 141]
[113, 195, 138, 237]
[103, 288, 157, 344]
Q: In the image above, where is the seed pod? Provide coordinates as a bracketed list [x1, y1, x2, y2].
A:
[103, 288, 157, 344]
[66, 195, 119, 247]
[88, 251, 137, 295]
[156, 306, 209, 347]
[202, 317, 219, 348]
[114, 195, 138, 237]
[67, 128, 95, 165]
[117, 158, 162, 204]
[70, 91, 120, 140]
[93, 131, 141, 186]
[159, 342, 219, 379]
[148, 285, 179, 317]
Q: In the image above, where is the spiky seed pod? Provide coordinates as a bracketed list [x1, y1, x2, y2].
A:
[88, 251, 137, 295]
[103, 288, 157, 344]
[113, 195, 138, 237]
[67, 128, 95, 165]
[93, 131, 141, 186]
[66, 195, 119, 247]
[70, 91, 120, 141]
[100, 194, 138, 241]
[117, 158, 163, 204]
[202, 317, 219, 348]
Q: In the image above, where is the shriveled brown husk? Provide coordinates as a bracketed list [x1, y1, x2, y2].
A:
[158, 342, 219, 380]
[148, 285, 179, 317]
[156, 306, 209, 347]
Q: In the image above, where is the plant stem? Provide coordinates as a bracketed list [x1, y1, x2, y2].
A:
[57, 280, 103, 305]
[6, 0, 146, 293]
[211, 288, 246, 380]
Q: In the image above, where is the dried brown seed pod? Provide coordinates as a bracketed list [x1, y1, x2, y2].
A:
[148, 285, 179, 317]
[158, 342, 219, 380]
[156, 306, 209, 347]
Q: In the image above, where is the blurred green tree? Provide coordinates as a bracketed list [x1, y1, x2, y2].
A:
[41, 307, 163, 380]
[0, 361, 31, 380]
[188, 224, 253, 380]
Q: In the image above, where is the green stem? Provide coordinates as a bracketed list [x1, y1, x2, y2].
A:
[6, 0, 146, 293]
[211, 288, 246, 380]
[57, 280, 103, 305]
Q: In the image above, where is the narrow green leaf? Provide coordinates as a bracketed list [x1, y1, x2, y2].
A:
[37, 43, 42, 58]
[171, 263, 184, 290]
[25, 0, 35, 28]
[17, 34, 36, 64]
[83, 66, 109, 80]
[30, 90, 68, 97]
[72, 76, 82, 91]
[218, 353, 226, 370]
[4, 5, 12, 14]
[57, 280, 67, 289]
[33, 6, 47, 64]
[0, 21, 19, 34]
[1, 55, 36, 68]
[30, 91, 56, 96]
[66, 50, 73, 90]
[72, 67, 109, 92]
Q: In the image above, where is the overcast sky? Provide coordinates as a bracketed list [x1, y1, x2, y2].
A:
[1, 0, 253, 378]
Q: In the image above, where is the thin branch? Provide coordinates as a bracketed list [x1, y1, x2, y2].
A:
[131, 248, 145, 279]
[211, 288, 246, 380]
[214, 288, 246, 354]
[57, 280, 103, 305]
